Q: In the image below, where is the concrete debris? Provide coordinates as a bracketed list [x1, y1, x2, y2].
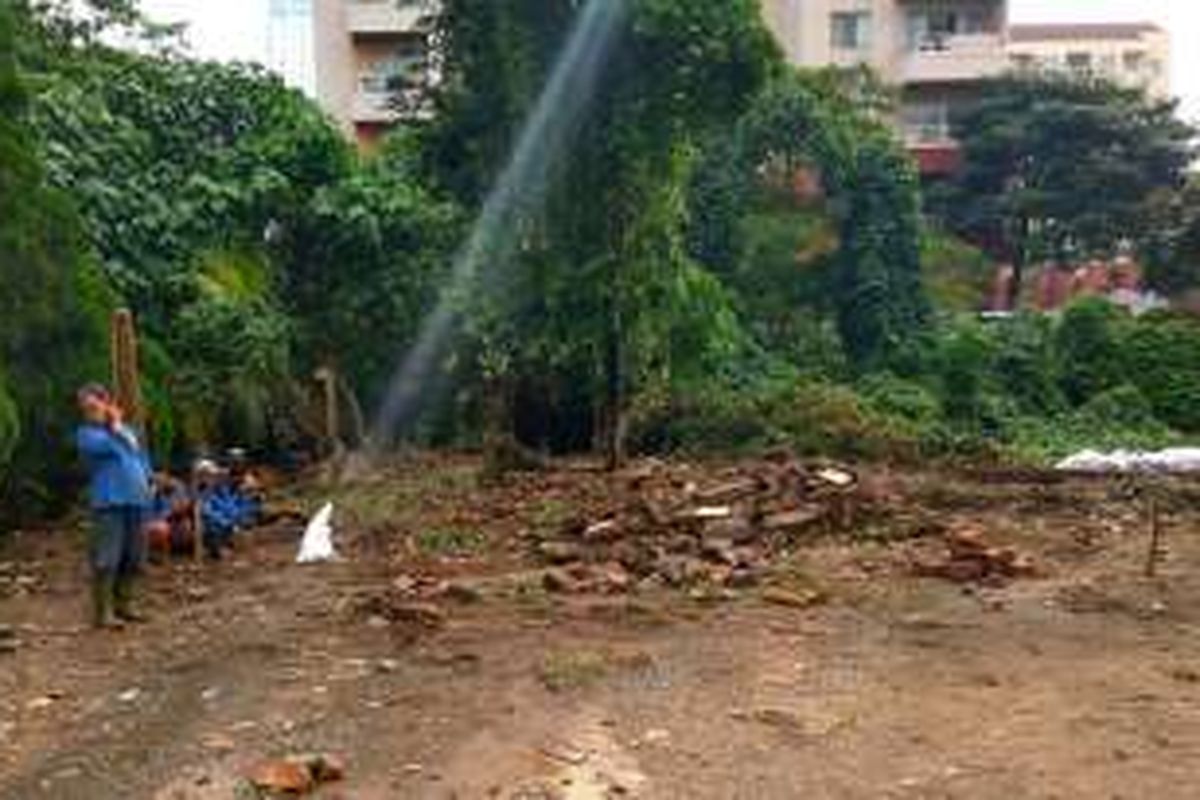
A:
[245, 753, 345, 796]
[913, 526, 1037, 586]
[533, 457, 862, 594]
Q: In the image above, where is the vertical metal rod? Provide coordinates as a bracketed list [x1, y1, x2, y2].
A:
[1145, 491, 1162, 578]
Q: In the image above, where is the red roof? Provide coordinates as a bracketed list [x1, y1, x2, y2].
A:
[1010, 22, 1164, 43]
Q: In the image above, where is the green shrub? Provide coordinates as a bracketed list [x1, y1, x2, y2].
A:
[857, 372, 942, 426]
[1055, 298, 1128, 405]
[991, 313, 1064, 414]
[933, 320, 997, 423]
[1120, 314, 1200, 432]
[1006, 385, 1177, 462]
[920, 229, 993, 312]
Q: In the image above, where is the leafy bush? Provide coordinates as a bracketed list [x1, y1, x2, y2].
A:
[1055, 298, 1128, 405]
[857, 372, 942, 427]
[1007, 385, 1177, 462]
[921, 229, 993, 312]
[1076, 384, 1166, 432]
[1120, 314, 1200, 432]
[990, 313, 1063, 414]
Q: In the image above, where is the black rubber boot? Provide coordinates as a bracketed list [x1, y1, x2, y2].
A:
[92, 574, 123, 630]
[113, 577, 147, 623]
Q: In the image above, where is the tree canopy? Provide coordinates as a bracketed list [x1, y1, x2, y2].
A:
[936, 74, 1195, 304]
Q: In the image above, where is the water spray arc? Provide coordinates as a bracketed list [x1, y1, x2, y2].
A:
[367, 0, 629, 451]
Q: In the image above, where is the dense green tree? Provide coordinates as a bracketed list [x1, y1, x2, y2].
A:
[15, 10, 359, 452]
[1142, 178, 1200, 296]
[0, 0, 112, 516]
[689, 70, 927, 368]
[421, 0, 779, 465]
[938, 74, 1195, 306]
[278, 139, 463, 412]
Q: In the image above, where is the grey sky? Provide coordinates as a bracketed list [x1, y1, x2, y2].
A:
[140, 0, 1198, 121]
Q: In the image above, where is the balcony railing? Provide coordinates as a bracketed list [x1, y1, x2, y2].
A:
[347, 0, 433, 36]
[351, 90, 400, 123]
[899, 33, 1007, 83]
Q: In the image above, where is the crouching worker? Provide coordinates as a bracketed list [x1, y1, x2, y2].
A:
[75, 384, 152, 628]
[146, 474, 196, 561]
[196, 461, 239, 560]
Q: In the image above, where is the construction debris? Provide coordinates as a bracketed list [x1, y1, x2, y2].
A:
[245, 753, 346, 797]
[531, 457, 862, 594]
[912, 526, 1037, 586]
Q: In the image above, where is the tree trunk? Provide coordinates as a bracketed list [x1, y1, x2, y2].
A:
[1007, 252, 1025, 311]
[604, 279, 627, 472]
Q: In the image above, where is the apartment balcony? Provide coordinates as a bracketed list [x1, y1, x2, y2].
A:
[351, 90, 400, 124]
[899, 33, 1008, 84]
[347, 0, 432, 37]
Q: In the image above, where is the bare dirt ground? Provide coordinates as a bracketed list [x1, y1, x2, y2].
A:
[4, 455, 1200, 799]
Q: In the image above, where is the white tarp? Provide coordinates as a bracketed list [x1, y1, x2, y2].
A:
[1055, 448, 1200, 474]
[297, 502, 338, 563]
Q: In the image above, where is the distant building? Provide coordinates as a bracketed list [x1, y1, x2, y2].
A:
[761, 0, 1011, 176]
[313, 0, 437, 147]
[266, 0, 316, 96]
[1008, 23, 1171, 100]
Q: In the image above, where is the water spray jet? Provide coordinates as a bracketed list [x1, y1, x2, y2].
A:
[363, 0, 629, 462]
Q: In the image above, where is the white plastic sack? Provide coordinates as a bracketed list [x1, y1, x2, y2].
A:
[1055, 448, 1200, 474]
[297, 502, 338, 563]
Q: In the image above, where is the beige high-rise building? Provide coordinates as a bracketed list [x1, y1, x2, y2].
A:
[1008, 23, 1171, 100]
[314, 0, 1013, 166]
[314, 0, 436, 147]
[762, 0, 1010, 174]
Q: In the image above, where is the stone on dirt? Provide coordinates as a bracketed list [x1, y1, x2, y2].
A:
[762, 587, 825, 610]
[245, 752, 345, 796]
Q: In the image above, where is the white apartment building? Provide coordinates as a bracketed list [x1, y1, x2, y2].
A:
[313, 0, 436, 146]
[762, 0, 1010, 174]
[308, 0, 1012, 164]
[1008, 23, 1171, 100]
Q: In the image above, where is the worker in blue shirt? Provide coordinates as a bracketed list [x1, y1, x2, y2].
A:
[75, 384, 152, 628]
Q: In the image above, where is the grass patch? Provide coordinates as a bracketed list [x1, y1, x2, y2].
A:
[538, 650, 610, 692]
[414, 527, 487, 557]
[537, 646, 657, 692]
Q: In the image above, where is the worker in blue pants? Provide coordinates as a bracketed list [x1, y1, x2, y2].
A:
[75, 384, 153, 628]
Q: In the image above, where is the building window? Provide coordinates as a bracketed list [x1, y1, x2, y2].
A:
[830, 12, 871, 50]
[902, 101, 951, 144]
[1011, 53, 1036, 71]
[1123, 50, 1146, 73]
[359, 41, 427, 94]
[1066, 52, 1092, 72]
[906, 7, 988, 51]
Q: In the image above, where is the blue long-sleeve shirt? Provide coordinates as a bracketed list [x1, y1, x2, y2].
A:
[75, 423, 152, 509]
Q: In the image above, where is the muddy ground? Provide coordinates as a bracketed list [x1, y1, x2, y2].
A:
[3, 456, 1200, 799]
